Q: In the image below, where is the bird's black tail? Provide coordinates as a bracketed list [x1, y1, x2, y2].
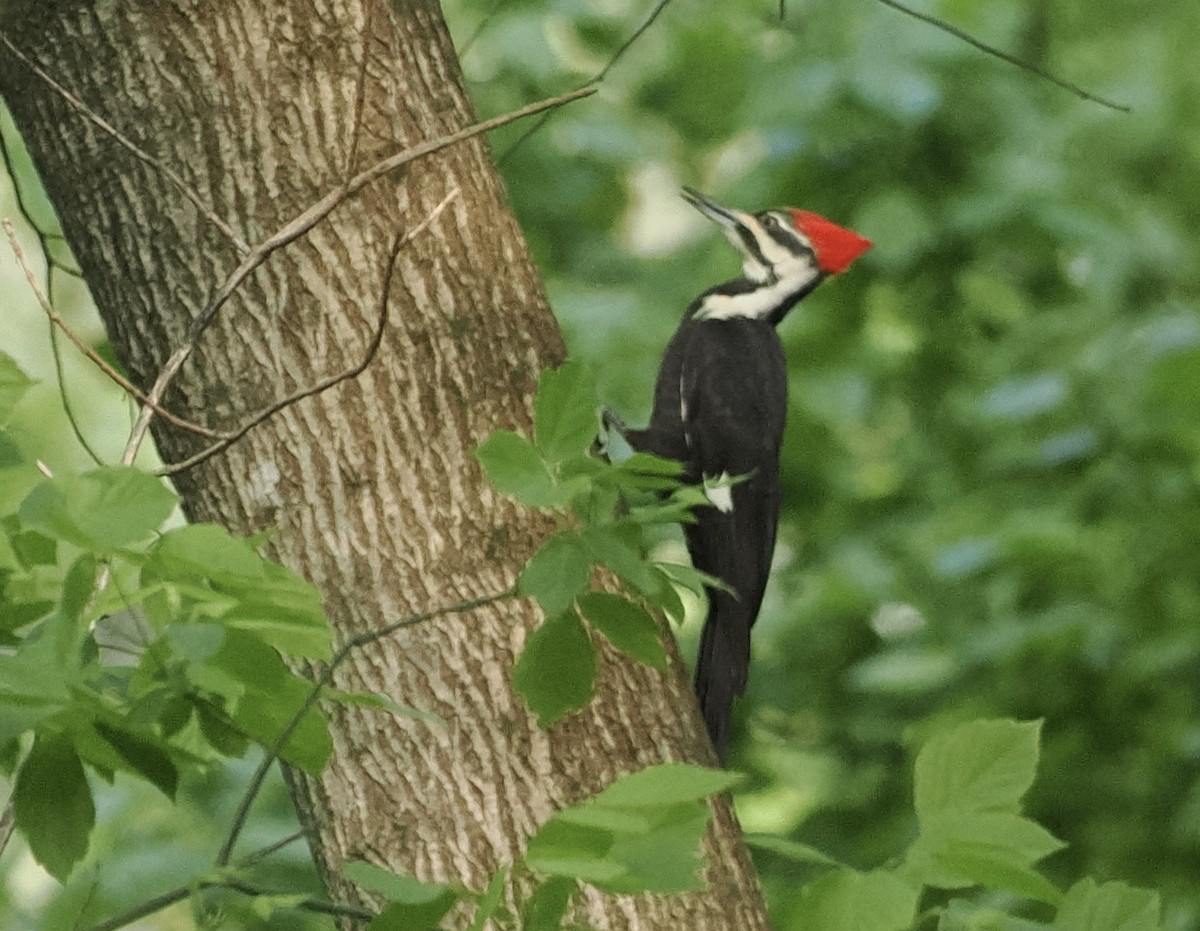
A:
[694, 586, 753, 763]
[688, 471, 779, 764]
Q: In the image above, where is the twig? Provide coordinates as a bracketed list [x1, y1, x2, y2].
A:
[458, 0, 515, 58]
[4, 219, 228, 440]
[85, 873, 373, 931]
[220, 878, 376, 921]
[214, 588, 516, 868]
[0, 802, 13, 862]
[0, 36, 250, 251]
[157, 187, 461, 477]
[876, 0, 1130, 112]
[499, 0, 675, 163]
[120, 84, 594, 469]
[596, 0, 675, 83]
[46, 312, 105, 465]
[0, 126, 106, 464]
[235, 830, 306, 868]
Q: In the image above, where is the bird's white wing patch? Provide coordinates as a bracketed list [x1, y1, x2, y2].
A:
[703, 472, 735, 513]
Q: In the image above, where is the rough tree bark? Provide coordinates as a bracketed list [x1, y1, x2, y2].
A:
[0, 1, 771, 927]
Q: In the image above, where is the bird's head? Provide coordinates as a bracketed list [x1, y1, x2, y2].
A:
[682, 187, 872, 323]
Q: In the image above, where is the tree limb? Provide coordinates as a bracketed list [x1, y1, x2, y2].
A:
[876, 0, 1130, 112]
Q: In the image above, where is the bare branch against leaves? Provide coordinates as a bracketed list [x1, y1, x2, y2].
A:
[499, 0, 676, 163]
[0, 35, 251, 250]
[876, 0, 1130, 112]
[119, 84, 594, 469]
[215, 588, 517, 869]
[4, 219, 227, 440]
[158, 187, 462, 477]
[0, 122, 103, 463]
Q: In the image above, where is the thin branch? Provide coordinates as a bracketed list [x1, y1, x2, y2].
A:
[235, 830, 306, 868]
[876, 0, 1130, 112]
[83, 832, 310, 931]
[86, 875, 373, 931]
[596, 0, 675, 83]
[4, 219, 228, 440]
[158, 187, 461, 477]
[498, 0, 675, 163]
[221, 878, 376, 921]
[458, 0, 515, 58]
[0, 123, 105, 464]
[0, 36, 250, 251]
[0, 802, 13, 862]
[46, 309, 105, 466]
[120, 84, 594, 469]
[215, 588, 516, 868]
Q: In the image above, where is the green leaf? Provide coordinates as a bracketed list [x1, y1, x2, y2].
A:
[150, 525, 331, 660]
[744, 834, 841, 867]
[348, 862, 463, 930]
[907, 811, 1065, 891]
[20, 467, 177, 552]
[617, 452, 686, 477]
[1052, 878, 1161, 931]
[576, 592, 666, 669]
[914, 719, 1042, 818]
[932, 841, 1062, 905]
[518, 532, 591, 618]
[512, 610, 595, 726]
[0, 350, 35, 425]
[579, 525, 657, 595]
[524, 762, 737, 895]
[323, 688, 444, 727]
[197, 629, 331, 774]
[591, 762, 741, 808]
[91, 721, 180, 800]
[520, 876, 576, 931]
[655, 561, 735, 598]
[13, 734, 95, 880]
[0, 614, 78, 744]
[524, 817, 621, 883]
[598, 802, 711, 894]
[344, 860, 457, 903]
[466, 865, 508, 931]
[9, 528, 57, 568]
[792, 868, 920, 931]
[534, 361, 597, 464]
[475, 430, 563, 508]
[368, 897, 458, 931]
[248, 893, 309, 919]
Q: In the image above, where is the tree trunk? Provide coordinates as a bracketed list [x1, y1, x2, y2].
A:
[0, 1, 770, 927]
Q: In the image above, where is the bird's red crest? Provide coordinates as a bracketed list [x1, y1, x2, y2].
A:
[790, 210, 873, 275]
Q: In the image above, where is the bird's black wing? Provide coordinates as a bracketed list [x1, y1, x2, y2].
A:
[679, 318, 787, 761]
[614, 321, 693, 462]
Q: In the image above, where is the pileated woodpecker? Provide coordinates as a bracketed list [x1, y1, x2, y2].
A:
[606, 188, 872, 762]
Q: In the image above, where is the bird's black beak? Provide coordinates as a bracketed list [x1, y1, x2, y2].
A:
[682, 186, 769, 280]
[681, 187, 754, 235]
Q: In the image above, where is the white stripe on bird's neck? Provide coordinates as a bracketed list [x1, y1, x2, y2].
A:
[693, 258, 819, 321]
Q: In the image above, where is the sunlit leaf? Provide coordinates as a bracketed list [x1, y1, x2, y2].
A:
[534, 360, 597, 464]
[20, 467, 177, 552]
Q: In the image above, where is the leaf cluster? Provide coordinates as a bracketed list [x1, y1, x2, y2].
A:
[347, 762, 742, 930]
[767, 719, 1161, 931]
[476, 360, 719, 725]
[0, 350, 335, 883]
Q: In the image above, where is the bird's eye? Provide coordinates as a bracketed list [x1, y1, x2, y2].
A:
[763, 214, 780, 229]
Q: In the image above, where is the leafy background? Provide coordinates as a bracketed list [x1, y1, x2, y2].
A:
[1, 0, 1199, 926]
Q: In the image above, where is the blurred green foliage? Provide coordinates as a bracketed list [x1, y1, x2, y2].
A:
[447, 0, 1200, 926]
